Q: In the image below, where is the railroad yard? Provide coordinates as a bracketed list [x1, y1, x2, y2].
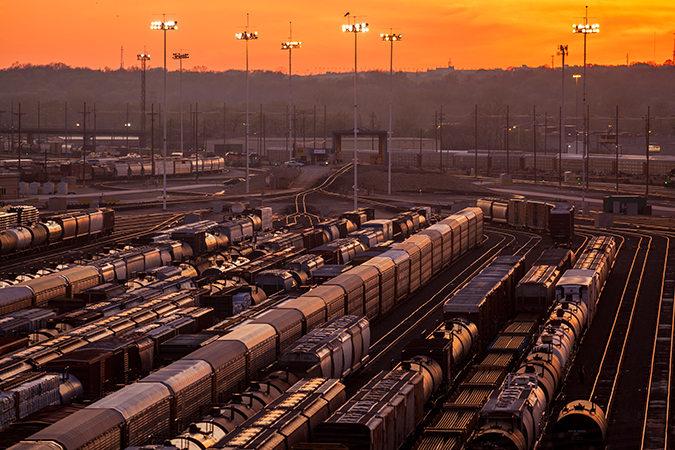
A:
[0, 163, 672, 450]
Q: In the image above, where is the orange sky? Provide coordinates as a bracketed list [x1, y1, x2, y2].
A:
[3, 1, 675, 74]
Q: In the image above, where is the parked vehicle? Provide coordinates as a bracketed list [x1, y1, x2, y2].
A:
[284, 160, 305, 167]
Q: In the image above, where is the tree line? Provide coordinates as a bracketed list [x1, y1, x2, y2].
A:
[1, 62, 674, 151]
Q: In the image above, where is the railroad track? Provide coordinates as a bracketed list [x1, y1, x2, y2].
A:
[541, 226, 675, 449]
[588, 231, 646, 414]
[640, 232, 674, 450]
[286, 164, 354, 221]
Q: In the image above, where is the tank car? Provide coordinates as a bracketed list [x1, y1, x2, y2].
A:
[550, 400, 608, 450]
[276, 315, 370, 379]
[470, 372, 548, 450]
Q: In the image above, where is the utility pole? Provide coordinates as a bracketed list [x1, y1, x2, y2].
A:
[263, 113, 266, 159]
[645, 106, 650, 199]
[559, 106, 562, 188]
[149, 104, 158, 177]
[475, 104, 478, 177]
[0, 106, 5, 155]
[37, 101, 41, 149]
[15, 104, 26, 176]
[285, 105, 289, 156]
[93, 103, 97, 150]
[40, 101, 47, 176]
[533, 105, 537, 184]
[439, 105, 444, 173]
[544, 111, 548, 156]
[195, 102, 199, 183]
[615, 106, 619, 193]
[370, 111, 375, 150]
[64, 101, 68, 154]
[586, 105, 590, 192]
[419, 129, 423, 171]
[302, 109, 306, 148]
[506, 105, 510, 174]
[10, 102, 13, 159]
[79, 102, 89, 187]
[293, 105, 297, 155]
[126, 103, 130, 148]
[434, 111, 438, 153]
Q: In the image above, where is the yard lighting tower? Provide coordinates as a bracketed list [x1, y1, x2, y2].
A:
[236, 13, 258, 194]
[137, 51, 150, 150]
[573, 74, 581, 155]
[151, 16, 177, 211]
[381, 30, 402, 196]
[557, 44, 568, 187]
[173, 52, 189, 161]
[282, 23, 301, 162]
[343, 15, 369, 210]
[573, 7, 598, 214]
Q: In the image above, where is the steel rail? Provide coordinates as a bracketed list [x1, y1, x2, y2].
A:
[640, 233, 673, 450]
[588, 232, 651, 416]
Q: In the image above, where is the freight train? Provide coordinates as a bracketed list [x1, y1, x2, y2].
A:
[469, 236, 617, 450]
[443, 254, 527, 351]
[0, 240, 197, 317]
[0, 210, 278, 317]
[0, 208, 115, 257]
[5, 207, 484, 450]
[478, 197, 575, 245]
[12, 316, 370, 450]
[163, 315, 370, 448]
[396, 149, 675, 178]
[413, 248, 577, 450]
[311, 317, 478, 450]
[59, 156, 227, 182]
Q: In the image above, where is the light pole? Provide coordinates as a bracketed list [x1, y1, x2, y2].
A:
[137, 51, 150, 149]
[151, 16, 178, 211]
[343, 15, 369, 210]
[573, 74, 581, 155]
[381, 30, 402, 196]
[573, 7, 598, 214]
[237, 14, 258, 194]
[173, 52, 189, 161]
[558, 44, 568, 187]
[282, 23, 301, 162]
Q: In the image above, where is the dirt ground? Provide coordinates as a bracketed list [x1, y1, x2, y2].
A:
[220, 167, 299, 195]
[328, 165, 496, 196]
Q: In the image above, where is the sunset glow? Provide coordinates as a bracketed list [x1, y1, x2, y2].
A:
[3, 1, 675, 74]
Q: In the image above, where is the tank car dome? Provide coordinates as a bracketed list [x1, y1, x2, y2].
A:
[550, 400, 607, 450]
[470, 425, 528, 450]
